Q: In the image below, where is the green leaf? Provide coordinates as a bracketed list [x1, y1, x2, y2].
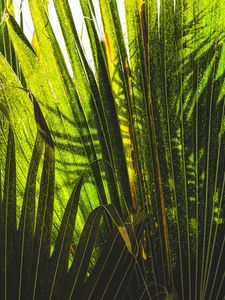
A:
[0, 53, 36, 187]
[102, 204, 132, 254]
[1, 1, 225, 299]
[64, 206, 105, 299]
[16, 97, 53, 299]
[79, 212, 146, 300]
[6, 11, 108, 212]
[29, 138, 55, 299]
[80, 0, 133, 214]
[16, 132, 44, 299]
[46, 174, 84, 300]
[0, 0, 18, 73]
[64, 204, 134, 299]
[53, 0, 125, 214]
[27, 0, 109, 207]
[0, 126, 16, 300]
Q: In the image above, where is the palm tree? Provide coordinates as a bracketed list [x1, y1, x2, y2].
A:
[0, 0, 225, 299]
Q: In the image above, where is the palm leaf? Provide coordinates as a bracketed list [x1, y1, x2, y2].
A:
[0, 126, 16, 300]
[0, 91, 138, 300]
[1, 0, 225, 299]
[79, 212, 146, 300]
[46, 174, 83, 300]
[63, 204, 136, 299]
[16, 97, 47, 299]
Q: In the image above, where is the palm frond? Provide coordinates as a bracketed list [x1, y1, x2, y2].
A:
[0, 0, 225, 299]
[0, 93, 143, 300]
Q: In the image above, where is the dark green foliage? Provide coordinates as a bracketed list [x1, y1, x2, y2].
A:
[0, 101, 146, 300]
[0, 127, 16, 300]
[1, 0, 225, 299]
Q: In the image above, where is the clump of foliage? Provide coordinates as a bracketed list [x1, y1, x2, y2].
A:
[0, 94, 146, 299]
[0, 0, 225, 299]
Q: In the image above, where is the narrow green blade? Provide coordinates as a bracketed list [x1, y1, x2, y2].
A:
[46, 174, 84, 300]
[29, 113, 55, 300]
[17, 96, 52, 299]
[1, 126, 16, 300]
[64, 204, 133, 299]
[79, 212, 146, 300]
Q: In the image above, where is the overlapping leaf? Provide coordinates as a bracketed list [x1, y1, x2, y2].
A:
[1, 0, 225, 299]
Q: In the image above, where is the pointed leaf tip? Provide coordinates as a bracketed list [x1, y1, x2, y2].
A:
[29, 92, 54, 147]
[118, 226, 132, 254]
